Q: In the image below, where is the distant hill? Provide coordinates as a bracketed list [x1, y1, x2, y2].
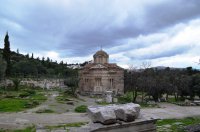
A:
[0, 48, 77, 78]
[152, 66, 185, 70]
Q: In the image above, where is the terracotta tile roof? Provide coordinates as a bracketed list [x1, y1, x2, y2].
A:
[81, 63, 124, 70]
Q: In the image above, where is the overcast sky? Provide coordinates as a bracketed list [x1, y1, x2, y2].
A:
[0, 0, 200, 69]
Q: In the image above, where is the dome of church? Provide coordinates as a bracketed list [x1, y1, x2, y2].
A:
[93, 50, 109, 57]
[93, 50, 109, 64]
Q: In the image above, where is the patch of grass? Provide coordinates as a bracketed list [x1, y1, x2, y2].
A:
[35, 109, 54, 113]
[0, 87, 47, 112]
[56, 95, 71, 104]
[0, 98, 30, 112]
[14, 126, 36, 132]
[74, 105, 87, 113]
[45, 122, 88, 129]
[56, 91, 80, 104]
[30, 93, 47, 101]
[24, 100, 40, 108]
[19, 92, 30, 98]
[167, 97, 177, 103]
[96, 101, 112, 105]
[157, 117, 200, 132]
[0, 126, 36, 132]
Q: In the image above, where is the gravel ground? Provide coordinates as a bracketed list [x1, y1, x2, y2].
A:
[1, 94, 200, 130]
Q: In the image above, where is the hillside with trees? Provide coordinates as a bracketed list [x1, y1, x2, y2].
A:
[0, 33, 78, 80]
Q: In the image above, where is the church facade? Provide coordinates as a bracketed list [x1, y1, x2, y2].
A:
[79, 50, 124, 95]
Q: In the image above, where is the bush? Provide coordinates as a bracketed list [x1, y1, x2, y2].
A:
[36, 108, 54, 113]
[19, 92, 30, 98]
[74, 105, 87, 113]
[24, 101, 39, 108]
[12, 78, 21, 91]
[118, 92, 132, 104]
[26, 90, 36, 95]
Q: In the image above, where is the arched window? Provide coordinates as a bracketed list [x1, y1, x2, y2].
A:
[95, 78, 101, 86]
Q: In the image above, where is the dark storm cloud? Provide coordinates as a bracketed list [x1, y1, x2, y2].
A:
[143, 0, 200, 32]
[0, 0, 200, 66]
[58, 0, 200, 56]
[135, 46, 191, 60]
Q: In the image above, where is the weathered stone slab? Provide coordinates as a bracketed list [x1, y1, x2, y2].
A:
[87, 105, 117, 125]
[87, 103, 141, 124]
[114, 103, 140, 122]
[71, 117, 157, 132]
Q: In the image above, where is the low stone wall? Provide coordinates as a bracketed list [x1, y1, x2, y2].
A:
[20, 79, 66, 89]
[0, 79, 67, 89]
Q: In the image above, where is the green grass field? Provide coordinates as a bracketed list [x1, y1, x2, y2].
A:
[0, 86, 47, 112]
[0, 98, 29, 112]
[157, 117, 200, 132]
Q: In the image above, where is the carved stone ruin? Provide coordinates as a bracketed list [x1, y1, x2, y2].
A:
[72, 103, 157, 132]
[105, 91, 113, 103]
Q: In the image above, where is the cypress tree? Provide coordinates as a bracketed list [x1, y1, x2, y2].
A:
[31, 53, 34, 59]
[3, 32, 11, 77]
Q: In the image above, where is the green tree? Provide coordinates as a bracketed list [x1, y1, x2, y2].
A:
[31, 53, 34, 59]
[3, 32, 11, 76]
[64, 77, 79, 96]
[64, 69, 79, 96]
[124, 66, 140, 102]
[0, 55, 7, 80]
[12, 60, 37, 77]
[12, 78, 21, 91]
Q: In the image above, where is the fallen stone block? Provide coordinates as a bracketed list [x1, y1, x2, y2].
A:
[114, 103, 140, 122]
[87, 103, 141, 124]
[87, 105, 117, 125]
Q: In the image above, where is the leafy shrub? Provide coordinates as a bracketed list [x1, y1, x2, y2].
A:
[26, 90, 36, 95]
[118, 92, 132, 104]
[64, 89, 74, 96]
[74, 105, 87, 113]
[36, 109, 54, 113]
[19, 92, 30, 98]
[4, 93, 17, 98]
[24, 101, 39, 108]
[12, 78, 21, 91]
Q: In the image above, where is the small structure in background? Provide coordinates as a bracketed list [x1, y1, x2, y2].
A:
[105, 91, 113, 103]
[79, 49, 124, 95]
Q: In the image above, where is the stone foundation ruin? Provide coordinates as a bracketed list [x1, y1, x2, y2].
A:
[72, 103, 157, 132]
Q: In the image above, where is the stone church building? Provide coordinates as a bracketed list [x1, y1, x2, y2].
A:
[79, 50, 124, 95]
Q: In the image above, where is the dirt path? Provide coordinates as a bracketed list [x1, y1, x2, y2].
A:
[0, 92, 92, 130]
[142, 103, 200, 119]
[1, 97, 200, 130]
[26, 91, 96, 114]
[0, 112, 90, 130]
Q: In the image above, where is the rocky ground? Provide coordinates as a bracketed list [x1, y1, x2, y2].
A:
[26, 91, 96, 113]
[1, 92, 200, 131]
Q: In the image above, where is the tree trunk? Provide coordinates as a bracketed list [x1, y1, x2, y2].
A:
[132, 88, 138, 103]
[166, 93, 169, 101]
[141, 88, 144, 103]
[174, 93, 177, 101]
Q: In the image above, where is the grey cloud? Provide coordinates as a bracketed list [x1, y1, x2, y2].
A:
[59, 0, 200, 56]
[0, 0, 200, 61]
[126, 45, 191, 60]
